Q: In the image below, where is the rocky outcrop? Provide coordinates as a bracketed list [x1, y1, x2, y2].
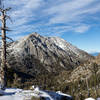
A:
[7, 33, 93, 78]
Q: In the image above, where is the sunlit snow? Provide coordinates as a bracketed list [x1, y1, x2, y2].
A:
[0, 86, 72, 100]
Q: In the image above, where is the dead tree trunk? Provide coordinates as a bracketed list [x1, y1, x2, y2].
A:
[0, 7, 12, 90]
[0, 9, 7, 90]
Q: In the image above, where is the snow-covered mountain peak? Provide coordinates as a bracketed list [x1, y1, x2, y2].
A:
[11, 33, 92, 58]
[49, 36, 68, 50]
[8, 33, 93, 73]
[49, 36, 84, 57]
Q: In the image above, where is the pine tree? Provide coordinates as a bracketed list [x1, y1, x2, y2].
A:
[88, 62, 100, 97]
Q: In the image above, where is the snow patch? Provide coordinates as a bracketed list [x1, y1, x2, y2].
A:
[85, 98, 95, 100]
[0, 86, 72, 100]
[49, 37, 80, 56]
[56, 91, 71, 97]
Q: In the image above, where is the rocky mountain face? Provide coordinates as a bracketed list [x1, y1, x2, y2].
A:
[95, 54, 100, 64]
[67, 53, 100, 84]
[7, 33, 93, 77]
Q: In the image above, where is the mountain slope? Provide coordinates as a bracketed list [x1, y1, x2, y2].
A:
[9, 33, 93, 72]
[6, 33, 94, 88]
[49, 36, 92, 60]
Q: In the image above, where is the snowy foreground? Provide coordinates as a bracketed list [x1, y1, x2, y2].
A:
[0, 86, 73, 100]
[85, 98, 95, 100]
[85, 97, 100, 100]
[0, 86, 99, 100]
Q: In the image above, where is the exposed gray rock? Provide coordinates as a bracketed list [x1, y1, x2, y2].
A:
[8, 33, 93, 76]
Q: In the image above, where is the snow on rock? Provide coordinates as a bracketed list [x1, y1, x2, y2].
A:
[5, 88, 22, 93]
[56, 91, 72, 98]
[97, 98, 100, 100]
[49, 37, 80, 56]
[85, 98, 95, 100]
[0, 88, 24, 100]
[34, 87, 39, 91]
[45, 90, 73, 100]
[0, 91, 4, 95]
[0, 95, 24, 100]
[0, 86, 73, 100]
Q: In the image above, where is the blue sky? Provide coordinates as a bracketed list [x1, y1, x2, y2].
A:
[1, 0, 100, 53]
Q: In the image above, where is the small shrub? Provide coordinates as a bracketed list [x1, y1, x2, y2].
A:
[31, 96, 40, 100]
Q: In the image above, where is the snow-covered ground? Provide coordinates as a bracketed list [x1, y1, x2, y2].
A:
[0, 87, 98, 100]
[85, 97, 100, 100]
[0, 88, 24, 100]
[0, 86, 72, 100]
[85, 98, 95, 100]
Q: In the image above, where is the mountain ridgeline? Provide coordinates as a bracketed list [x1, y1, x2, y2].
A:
[6, 33, 93, 88]
[9, 33, 92, 70]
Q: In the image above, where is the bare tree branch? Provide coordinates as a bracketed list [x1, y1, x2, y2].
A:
[0, 35, 14, 42]
[0, 27, 12, 31]
[6, 42, 14, 47]
[0, 8, 3, 12]
[6, 37, 14, 42]
[5, 15, 13, 23]
[4, 7, 11, 12]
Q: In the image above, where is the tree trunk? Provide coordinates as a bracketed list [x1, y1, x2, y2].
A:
[86, 78, 90, 97]
[0, 11, 7, 90]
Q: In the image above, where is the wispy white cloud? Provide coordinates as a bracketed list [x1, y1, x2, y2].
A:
[44, 0, 96, 24]
[3, 0, 100, 38]
[73, 25, 90, 33]
[85, 50, 100, 53]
